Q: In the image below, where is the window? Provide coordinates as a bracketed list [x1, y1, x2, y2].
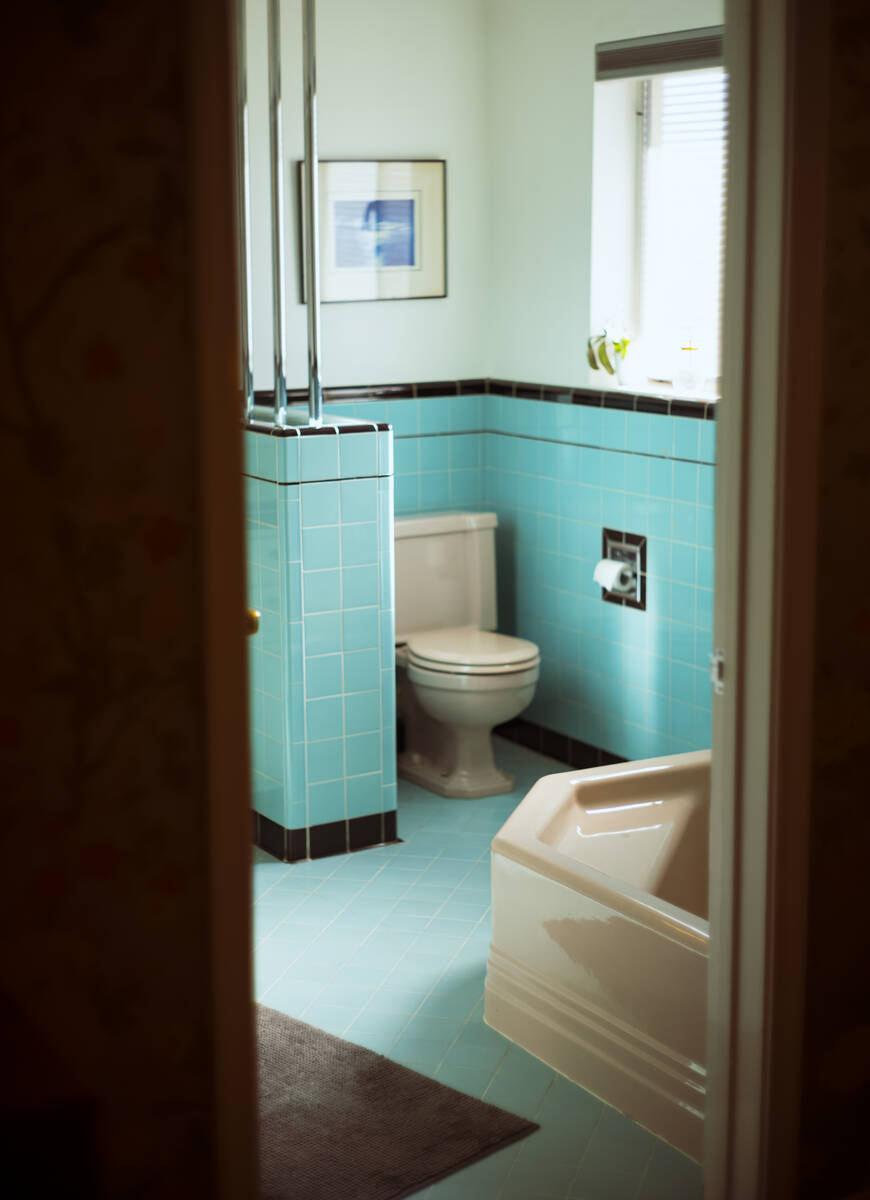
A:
[590, 28, 728, 399]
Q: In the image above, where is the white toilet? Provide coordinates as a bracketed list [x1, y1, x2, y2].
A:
[394, 511, 540, 798]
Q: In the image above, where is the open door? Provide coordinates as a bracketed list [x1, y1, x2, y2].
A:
[707, 0, 829, 1195]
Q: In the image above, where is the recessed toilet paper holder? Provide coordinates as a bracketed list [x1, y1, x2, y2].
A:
[598, 528, 647, 610]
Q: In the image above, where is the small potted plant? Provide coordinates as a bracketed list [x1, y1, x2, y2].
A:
[587, 330, 630, 385]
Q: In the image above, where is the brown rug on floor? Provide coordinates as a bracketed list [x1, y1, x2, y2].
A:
[257, 1003, 538, 1200]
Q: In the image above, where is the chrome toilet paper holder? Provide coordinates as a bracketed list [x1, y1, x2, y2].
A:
[598, 528, 647, 610]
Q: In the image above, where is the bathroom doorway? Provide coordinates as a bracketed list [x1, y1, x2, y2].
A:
[215, 0, 836, 1196]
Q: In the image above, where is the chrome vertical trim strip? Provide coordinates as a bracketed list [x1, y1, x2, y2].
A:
[268, 0, 288, 425]
[236, 0, 255, 418]
[302, 0, 323, 426]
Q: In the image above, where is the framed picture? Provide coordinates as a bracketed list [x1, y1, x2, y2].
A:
[300, 159, 446, 303]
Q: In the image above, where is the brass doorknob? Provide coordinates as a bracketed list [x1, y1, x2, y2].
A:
[245, 608, 260, 636]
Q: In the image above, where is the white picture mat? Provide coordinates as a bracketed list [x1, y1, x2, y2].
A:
[306, 160, 445, 302]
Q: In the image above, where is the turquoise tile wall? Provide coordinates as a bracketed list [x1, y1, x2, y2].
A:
[339, 395, 485, 515]
[245, 425, 397, 834]
[344, 393, 715, 761]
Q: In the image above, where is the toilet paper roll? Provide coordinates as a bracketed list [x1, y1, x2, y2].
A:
[594, 558, 634, 592]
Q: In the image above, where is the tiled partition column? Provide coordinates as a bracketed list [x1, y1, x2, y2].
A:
[244, 420, 397, 861]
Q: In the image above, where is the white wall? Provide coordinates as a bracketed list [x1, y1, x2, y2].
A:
[483, 0, 722, 387]
[246, 0, 722, 392]
[247, 0, 489, 390]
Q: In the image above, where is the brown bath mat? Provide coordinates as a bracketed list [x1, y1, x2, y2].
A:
[257, 1003, 537, 1199]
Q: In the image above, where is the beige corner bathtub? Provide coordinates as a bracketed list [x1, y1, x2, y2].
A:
[484, 750, 710, 1161]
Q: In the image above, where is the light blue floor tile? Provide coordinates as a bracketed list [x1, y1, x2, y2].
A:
[432, 1062, 494, 1098]
[317, 984, 375, 1010]
[395, 898, 447, 918]
[444, 834, 496, 860]
[345, 1028, 395, 1056]
[636, 1141, 703, 1200]
[291, 947, 347, 973]
[424, 1147, 518, 1197]
[267, 873, 321, 894]
[410, 933, 468, 959]
[346, 1007, 407, 1037]
[299, 1003, 359, 1036]
[403, 1012, 464, 1043]
[569, 1105, 656, 1199]
[417, 993, 478, 1024]
[260, 974, 325, 1014]
[482, 1046, 558, 1120]
[391, 1033, 452, 1066]
[500, 1156, 580, 1198]
[313, 877, 367, 897]
[330, 964, 391, 991]
[426, 916, 478, 937]
[257, 928, 313, 956]
[442, 1034, 509, 1074]
[401, 833, 453, 857]
[331, 857, 385, 880]
[359, 879, 410, 898]
[347, 945, 405, 971]
[405, 882, 455, 901]
[253, 905, 291, 941]
[362, 988, 426, 1018]
[252, 738, 703, 1200]
[254, 952, 291, 997]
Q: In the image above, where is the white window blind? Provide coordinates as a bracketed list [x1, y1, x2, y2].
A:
[637, 67, 728, 393]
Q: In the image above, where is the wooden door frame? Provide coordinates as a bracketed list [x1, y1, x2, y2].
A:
[193, 0, 257, 1196]
[707, 0, 828, 1194]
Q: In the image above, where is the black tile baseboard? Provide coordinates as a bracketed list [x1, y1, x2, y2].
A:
[254, 809, 401, 863]
[495, 718, 627, 770]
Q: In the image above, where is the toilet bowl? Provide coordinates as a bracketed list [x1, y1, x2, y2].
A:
[394, 513, 540, 798]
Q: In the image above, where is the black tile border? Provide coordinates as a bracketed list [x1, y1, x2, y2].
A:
[636, 395, 671, 415]
[309, 819, 347, 859]
[287, 827, 308, 862]
[254, 809, 402, 863]
[495, 718, 627, 770]
[458, 378, 487, 395]
[348, 812, 382, 852]
[244, 413, 391, 437]
[256, 811, 287, 860]
[248, 378, 717, 421]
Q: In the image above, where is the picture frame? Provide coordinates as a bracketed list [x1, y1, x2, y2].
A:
[299, 159, 446, 303]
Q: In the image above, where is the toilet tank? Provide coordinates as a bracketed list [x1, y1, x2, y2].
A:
[394, 511, 498, 641]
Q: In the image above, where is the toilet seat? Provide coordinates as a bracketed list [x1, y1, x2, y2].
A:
[404, 626, 540, 676]
[407, 659, 540, 694]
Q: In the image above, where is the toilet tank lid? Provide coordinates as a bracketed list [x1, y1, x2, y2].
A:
[394, 511, 497, 539]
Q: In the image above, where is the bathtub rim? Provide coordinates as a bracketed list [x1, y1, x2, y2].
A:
[492, 750, 711, 954]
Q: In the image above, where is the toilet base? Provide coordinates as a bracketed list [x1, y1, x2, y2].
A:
[398, 750, 515, 799]
[396, 660, 531, 799]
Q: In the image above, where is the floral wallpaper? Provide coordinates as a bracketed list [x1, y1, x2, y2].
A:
[801, 0, 870, 1195]
[1, 1, 223, 1193]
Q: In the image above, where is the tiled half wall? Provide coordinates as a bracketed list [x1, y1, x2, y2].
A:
[334, 392, 715, 762]
[244, 425, 397, 859]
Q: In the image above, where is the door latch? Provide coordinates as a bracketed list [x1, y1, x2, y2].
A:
[709, 649, 725, 695]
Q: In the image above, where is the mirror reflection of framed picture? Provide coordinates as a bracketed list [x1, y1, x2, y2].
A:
[299, 159, 446, 302]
